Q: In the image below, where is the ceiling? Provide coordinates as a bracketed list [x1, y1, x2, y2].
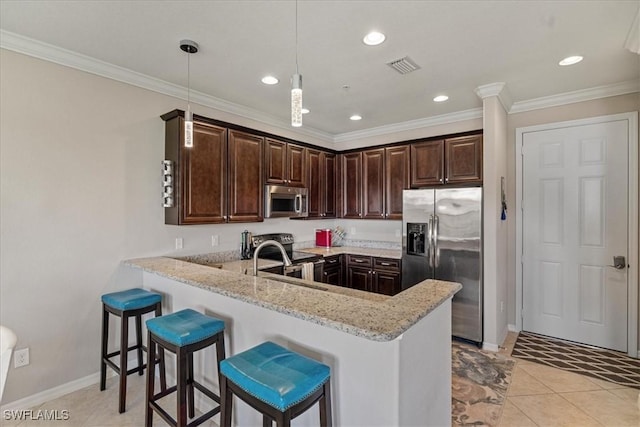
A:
[1, 1, 638, 140]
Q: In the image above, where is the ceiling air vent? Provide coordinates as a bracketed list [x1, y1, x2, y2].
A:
[386, 56, 421, 74]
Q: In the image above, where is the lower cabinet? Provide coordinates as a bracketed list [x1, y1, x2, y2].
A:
[322, 254, 344, 286]
[345, 255, 401, 295]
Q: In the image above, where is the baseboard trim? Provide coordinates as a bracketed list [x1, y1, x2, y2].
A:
[0, 371, 108, 412]
[508, 324, 518, 332]
[482, 342, 500, 352]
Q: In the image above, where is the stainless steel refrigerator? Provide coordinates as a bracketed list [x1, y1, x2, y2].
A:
[402, 188, 483, 343]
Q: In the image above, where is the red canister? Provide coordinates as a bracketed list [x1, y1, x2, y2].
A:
[315, 229, 332, 248]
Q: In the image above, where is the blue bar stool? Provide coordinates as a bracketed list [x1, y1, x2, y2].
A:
[219, 341, 332, 427]
[145, 309, 226, 427]
[100, 288, 166, 413]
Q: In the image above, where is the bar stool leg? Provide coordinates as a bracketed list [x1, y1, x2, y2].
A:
[145, 330, 156, 427]
[118, 312, 129, 413]
[177, 348, 188, 427]
[263, 415, 272, 427]
[320, 382, 332, 427]
[187, 352, 195, 419]
[154, 303, 167, 391]
[136, 314, 144, 376]
[220, 375, 232, 427]
[100, 306, 109, 391]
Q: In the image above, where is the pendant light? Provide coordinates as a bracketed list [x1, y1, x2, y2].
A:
[180, 40, 198, 148]
[291, 1, 302, 127]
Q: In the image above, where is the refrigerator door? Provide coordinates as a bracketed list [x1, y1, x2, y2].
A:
[401, 189, 435, 289]
[435, 187, 482, 342]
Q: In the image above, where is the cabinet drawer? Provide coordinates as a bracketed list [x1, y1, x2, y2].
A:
[324, 255, 342, 265]
[374, 257, 400, 271]
[347, 254, 372, 267]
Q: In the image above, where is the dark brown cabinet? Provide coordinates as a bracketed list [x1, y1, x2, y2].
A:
[410, 135, 482, 187]
[341, 152, 363, 218]
[372, 257, 401, 296]
[162, 111, 264, 225]
[341, 146, 409, 219]
[322, 254, 344, 286]
[445, 135, 483, 184]
[265, 138, 306, 187]
[307, 149, 336, 218]
[345, 255, 401, 295]
[228, 130, 264, 222]
[165, 119, 228, 225]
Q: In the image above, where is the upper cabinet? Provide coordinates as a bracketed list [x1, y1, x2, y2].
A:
[307, 149, 336, 218]
[163, 112, 263, 225]
[264, 138, 306, 187]
[228, 130, 264, 223]
[341, 145, 409, 220]
[410, 134, 482, 187]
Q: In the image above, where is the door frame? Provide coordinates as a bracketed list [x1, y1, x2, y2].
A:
[515, 112, 639, 357]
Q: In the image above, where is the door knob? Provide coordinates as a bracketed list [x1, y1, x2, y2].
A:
[608, 256, 626, 270]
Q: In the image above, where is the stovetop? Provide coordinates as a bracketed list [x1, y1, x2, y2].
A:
[250, 233, 321, 264]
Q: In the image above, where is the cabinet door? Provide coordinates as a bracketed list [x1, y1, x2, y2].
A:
[342, 152, 362, 218]
[228, 130, 264, 222]
[323, 266, 342, 286]
[287, 143, 306, 187]
[410, 140, 444, 187]
[445, 135, 483, 184]
[373, 270, 401, 295]
[324, 254, 343, 286]
[322, 152, 336, 218]
[363, 148, 385, 219]
[176, 120, 227, 224]
[265, 138, 287, 185]
[385, 145, 410, 219]
[307, 149, 322, 217]
[347, 266, 371, 291]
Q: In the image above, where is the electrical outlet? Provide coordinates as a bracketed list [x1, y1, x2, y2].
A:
[350, 227, 356, 235]
[175, 237, 183, 250]
[211, 235, 219, 247]
[14, 348, 29, 368]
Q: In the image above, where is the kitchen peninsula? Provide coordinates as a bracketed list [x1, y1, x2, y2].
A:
[124, 255, 460, 426]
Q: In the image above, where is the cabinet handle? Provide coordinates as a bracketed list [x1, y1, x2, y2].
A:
[324, 272, 327, 276]
[380, 262, 391, 266]
[354, 259, 364, 263]
[223, 215, 227, 220]
[439, 178, 444, 183]
[381, 214, 384, 217]
[445, 177, 449, 183]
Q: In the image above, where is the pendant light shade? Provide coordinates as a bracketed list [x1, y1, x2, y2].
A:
[291, 74, 302, 127]
[180, 40, 198, 148]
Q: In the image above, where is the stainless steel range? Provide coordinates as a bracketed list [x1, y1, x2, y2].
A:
[250, 233, 324, 281]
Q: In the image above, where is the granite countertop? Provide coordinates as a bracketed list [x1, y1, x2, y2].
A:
[300, 246, 402, 259]
[125, 255, 460, 342]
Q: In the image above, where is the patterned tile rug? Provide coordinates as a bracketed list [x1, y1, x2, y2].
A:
[512, 331, 640, 389]
[451, 341, 516, 426]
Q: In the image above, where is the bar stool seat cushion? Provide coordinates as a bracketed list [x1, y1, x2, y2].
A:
[101, 288, 162, 311]
[220, 341, 330, 412]
[146, 309, 224, 347]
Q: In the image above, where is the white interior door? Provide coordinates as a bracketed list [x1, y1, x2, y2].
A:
[522, 119, 629, 352]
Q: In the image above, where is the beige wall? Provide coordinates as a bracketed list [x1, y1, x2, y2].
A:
[505, 93, 640, 335]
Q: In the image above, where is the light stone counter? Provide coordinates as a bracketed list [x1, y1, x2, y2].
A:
[299, 246, 402, 259]
[124, 256, 459, 342]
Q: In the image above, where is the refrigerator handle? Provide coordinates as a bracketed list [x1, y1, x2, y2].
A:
[434, 214, 440, 268]
[428, 215, 434, 268]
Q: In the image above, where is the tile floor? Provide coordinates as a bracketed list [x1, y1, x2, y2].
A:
[497, 332, 639, 427]
[3, 333, 638, 426]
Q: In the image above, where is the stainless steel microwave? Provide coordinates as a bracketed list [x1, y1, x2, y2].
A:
[264, 185, 308, 218]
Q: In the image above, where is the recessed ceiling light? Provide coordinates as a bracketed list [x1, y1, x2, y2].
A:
[302, 108, 310, 114]
[433, 95, 449, 102]
[558, 56, 583, 66]
[261, 75, 279, 85]
[363, 31, 386, 46]
[350, 115, 362, 121]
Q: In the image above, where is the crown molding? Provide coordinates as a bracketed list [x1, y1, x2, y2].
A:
[474, 82, 513, 112]
[2, 30, 637, 144]
[333, 108, 483, 143]
[509, 80, 640, 114]
[0, 30, 333, 143]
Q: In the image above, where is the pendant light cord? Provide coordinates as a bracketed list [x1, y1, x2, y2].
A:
[295, 0, 299, 74]
[187, 50, 191, 108]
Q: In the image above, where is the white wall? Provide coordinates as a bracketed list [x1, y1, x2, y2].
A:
[0, 49, 472, 404]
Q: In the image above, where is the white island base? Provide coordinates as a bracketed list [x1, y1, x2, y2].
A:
[138, 271, 452, 427]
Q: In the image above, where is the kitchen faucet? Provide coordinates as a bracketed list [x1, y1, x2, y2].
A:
[252, 240, 292, 276]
